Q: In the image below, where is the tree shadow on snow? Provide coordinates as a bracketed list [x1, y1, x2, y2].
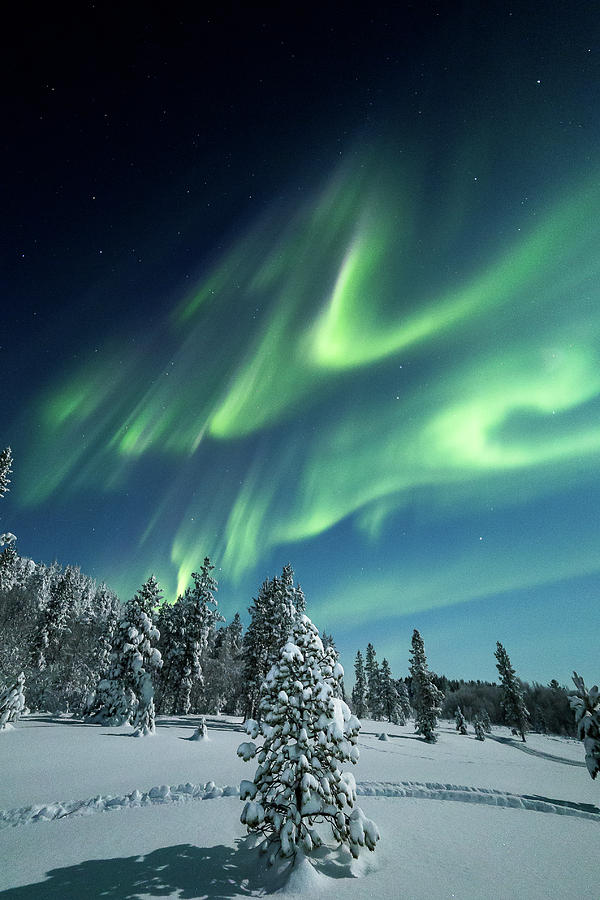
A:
[18, 714, 94, 728]
[489, 734, 586, 767]
[156, 716, 245, 733]
[360, 731, 426, 742]
[1, 841, 266, 900]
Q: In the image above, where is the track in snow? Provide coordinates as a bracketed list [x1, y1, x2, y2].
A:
[1, 779, 598, 829]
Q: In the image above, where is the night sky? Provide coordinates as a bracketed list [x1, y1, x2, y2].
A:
[3, 4, 600, 684]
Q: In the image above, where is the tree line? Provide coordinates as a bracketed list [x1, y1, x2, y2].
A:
[1, 445, 598, 779]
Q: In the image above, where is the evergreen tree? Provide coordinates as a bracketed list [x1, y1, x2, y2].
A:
[473, 717, 485, 741]
[157, 558, 222, 715]
[479, 708, 492, 732]
[0, 544, 18, 593]
[494, 642, 530, 742]
[89, 579, 162, 733]
[281, 563, 305, 615]
[206, 612, 245, 715]
[132, 574, 163, 617]
[409, 629, 444, 743]
[570, 672, 600, 780]
[0, 671, 27, 729]
[321, 631, 345, 699]
[351, 650, 367, 718]
[379, 658, 401, 723]
[37, 568, 74, 669]
[237, 613, 379, 864]
[365, 643, 382, 720]
[397, 680, 412, 723]
[176, 558, 222, 714]
[0, 448, 16, 594]
[455, 705, 468, 734]
[241, 566, 300, 720]
[0, 447, 12, 500]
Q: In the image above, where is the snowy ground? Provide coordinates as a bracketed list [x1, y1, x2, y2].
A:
[1, 714, 598, 898]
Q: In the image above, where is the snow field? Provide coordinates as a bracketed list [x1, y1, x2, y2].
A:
[1, 714, 598, 898]
[1, 795, 598, 899]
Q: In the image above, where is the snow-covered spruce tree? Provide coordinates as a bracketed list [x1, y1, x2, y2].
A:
[0, 449, 16, 594]
[397, 680, 412, 723]
[131, 574, 162, 617]
[321, 631, 345, 700]
[0, 671, 27, 730]
[89, 578, 162, 734]
[156, 558, 222, 715]
[242, 567, 300, 720]
[409, 629, 444, 743]
[204, 612, 245, 715]
[365, 643, 382, 720]
[83, 584, 121, 711]
[379, 658, 401, 724]
[570, 672, 600, 780]
[351, 650, 367, 718]
[0, 447, 12, 500]
[455, 705, 468, 735]
[282, 563, 306, 616]
[473, 717, 485, 741]
[494, 642, 530, 742]
[478, 708, 492, 733]
[237, 614, 380, 865]
[0, 542, 18, 594]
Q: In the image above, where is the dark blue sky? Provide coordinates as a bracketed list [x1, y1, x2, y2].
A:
[3, 3, 600, 684]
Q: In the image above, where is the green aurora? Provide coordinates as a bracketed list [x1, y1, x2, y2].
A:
[10, 141, 600, 682]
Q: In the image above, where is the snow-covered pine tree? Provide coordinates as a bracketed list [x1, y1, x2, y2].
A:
[177, 559, 223, 714]
[0, 543, 18, 593]
[84, 584, 121, 710]
[132, 574, 162, 617]
[241, 567, 300, 720]
[570, 672, 600, 780]
[37, 567, 75, 669]
[282, 563, 306, 615]
[351, 650, 367, 718]
[478, 708, 492, 732]
[473, 717, 485, 741]
[0, 447, 12, 500]
[191, 716, 208, 740]
[379, 658, 401, 723]
[409, 629, 444, 743]
[88, 578, 162, 734]
[0, 671, 26, 730]
[455, 705, 468, 735]
[321, 631, 345, 699]
[494, 642, 530, 742]
[157, 558, 222, 715]
[365, 643, 382, 720]
[204, 612, 245, 715]
[0, 448, 16, 594]
[237, 613, 379, 865]
[397, 680, 412, 723]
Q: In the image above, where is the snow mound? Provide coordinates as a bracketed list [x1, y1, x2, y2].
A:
[355, 780, 600, 821]
[0, 781, 240, 829]
[1, 778, 597, 831]
[281, 850, 329, 895]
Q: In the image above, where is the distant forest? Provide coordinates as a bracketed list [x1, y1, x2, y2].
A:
[0, 445, 579, 739]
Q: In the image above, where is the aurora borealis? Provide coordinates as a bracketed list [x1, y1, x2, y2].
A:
[4, 5, 600, 682]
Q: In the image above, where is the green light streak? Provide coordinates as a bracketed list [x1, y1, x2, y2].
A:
[17, 148, 600, 604]
[308, 180, 600, 370]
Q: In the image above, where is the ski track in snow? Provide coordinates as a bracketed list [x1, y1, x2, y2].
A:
[1, 779, 598, 830]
